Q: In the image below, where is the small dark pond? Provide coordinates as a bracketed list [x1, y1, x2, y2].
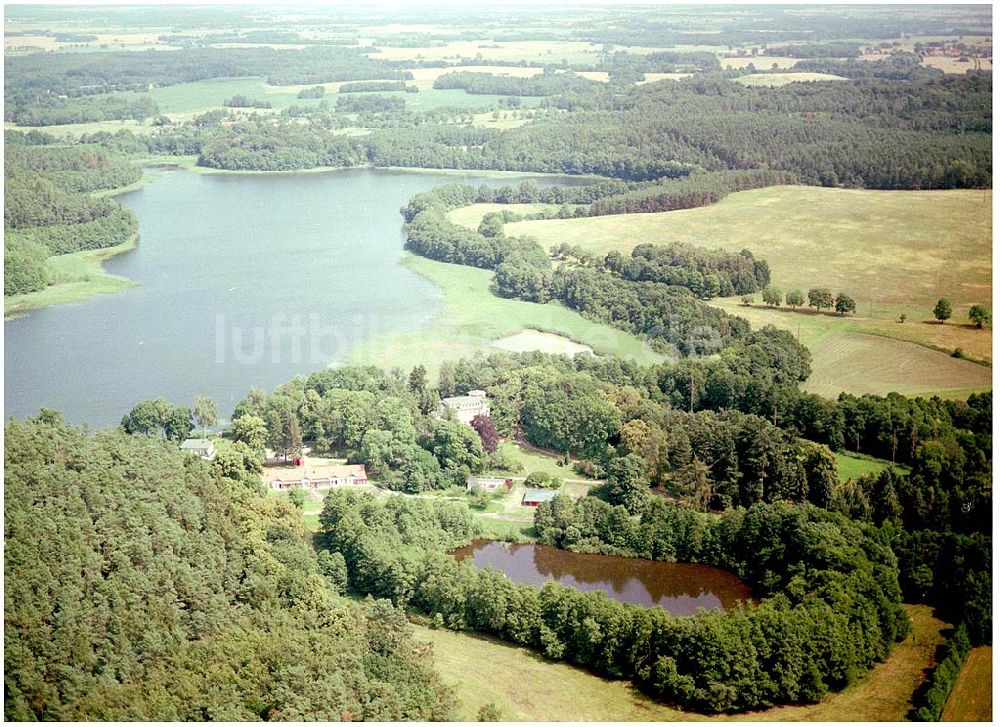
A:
[453, 539, 753, 616]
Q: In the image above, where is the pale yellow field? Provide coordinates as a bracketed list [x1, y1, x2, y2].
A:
[637, 72, 694, 84]
[735, 72, 849, 87]
[506, 186, 992, 320]
[719, 55, 804, 70]
[803, 332, 991, 398]
[448, 203, 555, 229]
[921, 56, 993, 74]
[941, 646, 993, 722]
[491, 329, 593, 356]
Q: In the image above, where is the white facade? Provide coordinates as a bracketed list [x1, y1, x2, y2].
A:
[441, 390, 490, 425]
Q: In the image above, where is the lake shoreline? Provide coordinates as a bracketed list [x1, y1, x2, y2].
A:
[3, 233, 140, 321]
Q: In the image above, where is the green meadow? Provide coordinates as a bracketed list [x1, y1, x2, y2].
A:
[345, 253, 666, 375]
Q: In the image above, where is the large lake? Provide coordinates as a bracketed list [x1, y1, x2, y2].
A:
[4, 168, 581, 425]
[453, 539, 753, 615]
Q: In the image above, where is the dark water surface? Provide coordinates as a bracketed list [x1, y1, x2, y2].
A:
[5, 168, 582, 425]
[453, 539, 754, 615]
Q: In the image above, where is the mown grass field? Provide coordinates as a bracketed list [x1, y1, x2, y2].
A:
[345, 253, 665, 375]
[4, 239, 138, 319]
[941, 646, 993, 722]
[718, 55, 804, 70]
[448, 203, 555, 228]
[504, 185, 992, 394]
[735, 72, 849, 86]
[413, 604, 947, 721]
[835, 452, 909, 482]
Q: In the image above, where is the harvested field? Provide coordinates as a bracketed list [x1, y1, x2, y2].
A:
[491, 329, 593, 356]
[803, 332, 991, 398]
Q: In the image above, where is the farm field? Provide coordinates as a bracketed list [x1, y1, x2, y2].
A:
[718, 55, 804, 70]
[413, 604, 948, 722]
[735, 72, 849, 86]
[941, 646, 993, 722]
[505, 185, 993, 374]
[491, 329, 593, 356]
[711, 299, 993, 394]
[802, 332, 991, 398]
[345, 253, 666, 376]
[366, 39, 608, 65]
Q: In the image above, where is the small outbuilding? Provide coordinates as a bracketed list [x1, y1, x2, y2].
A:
[180, 438, 215, 460]
[521, 488, 559, 507]
[466, 476, 514, 493]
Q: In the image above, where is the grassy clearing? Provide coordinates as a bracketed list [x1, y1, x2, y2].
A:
[367, 40, 606, 65]
[493, 440, 586, 481]
[492, 329, 593, 356]
[4, 238, 138, 319]
[448, 203, 555, 229]
[719, 55, 804, 70]
[735, 72, 849, 86]
[637, 72, 693, 84]
[835, 452, 909, 482]
[941, 646, 993, 722]
[413, 604, 947, 721]
[507, 185, 993, 375]
[344, 253, 665, 376]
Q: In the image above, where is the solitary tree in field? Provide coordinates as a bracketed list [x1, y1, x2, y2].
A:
[808, 287, 835, 312]
[740, 295, 754, 306]
[786, 289, 804, 309]
[933, 298, 952, 324]
[835, 293, 856, 316]
[968, 304, 991, 328]
[762, 285, 782, 307]
[193, 395, 217, 437]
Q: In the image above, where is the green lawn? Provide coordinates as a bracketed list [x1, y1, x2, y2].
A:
[345, 253, 665, 376]
[448, 202, 556, 229]
[835, 452, 909, 482]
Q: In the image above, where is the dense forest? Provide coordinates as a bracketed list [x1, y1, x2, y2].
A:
[16, 58, 986, 190]
[4, 416, 456, 720]
[3, 141, 141, 295]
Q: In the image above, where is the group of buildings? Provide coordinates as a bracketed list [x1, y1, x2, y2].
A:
[180, 388, 563, 505]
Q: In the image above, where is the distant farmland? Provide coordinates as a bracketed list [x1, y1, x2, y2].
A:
[500, 185, 992, 395]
